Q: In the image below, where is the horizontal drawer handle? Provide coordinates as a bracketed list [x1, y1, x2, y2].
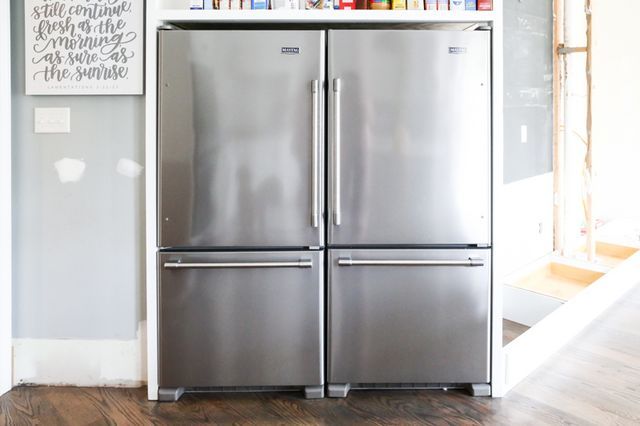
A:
[338, 258, 484, 267]
[164, 260, 313, 269]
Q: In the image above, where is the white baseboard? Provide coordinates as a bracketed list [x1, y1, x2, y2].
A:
[13, 322, 147, 387]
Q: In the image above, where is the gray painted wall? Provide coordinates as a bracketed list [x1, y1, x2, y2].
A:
[9, 0, 549, 337]
[504, 0, 553, 184]
[11, 0, 144, 340]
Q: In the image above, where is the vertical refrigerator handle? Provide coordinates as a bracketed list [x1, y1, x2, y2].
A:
[333, 78, 342, 226]
[311, 80, 320, 228]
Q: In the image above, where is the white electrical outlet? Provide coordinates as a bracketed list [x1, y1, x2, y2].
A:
[520, 124, 528, 144]
[34, 108, 71, 134]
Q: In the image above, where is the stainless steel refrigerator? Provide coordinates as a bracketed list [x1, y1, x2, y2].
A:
[157, 28, 492, 401]
[157, 30, 326, 401]
[326, 29, 492, 397]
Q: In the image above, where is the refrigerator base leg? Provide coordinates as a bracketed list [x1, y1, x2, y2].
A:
[304, 385, 325, 399]
[327, 383, 351, 398]
[158, 387, 185, 402]
[468, 383, 491, 397]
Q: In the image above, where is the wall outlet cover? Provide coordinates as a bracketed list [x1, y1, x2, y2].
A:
[34, 108, 71, 134]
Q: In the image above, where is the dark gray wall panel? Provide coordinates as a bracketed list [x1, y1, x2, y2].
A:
[504, 0, 554, 183]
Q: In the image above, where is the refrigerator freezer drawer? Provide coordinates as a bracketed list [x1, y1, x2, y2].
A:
[328, 248, 491, 384]
[159, 251, 324, 388]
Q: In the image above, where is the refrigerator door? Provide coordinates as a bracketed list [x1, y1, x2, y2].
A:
[328, 248, 491, 385]
[328, 30, 491, 246]
[159, 31, 325, 249]
[159, 251, 324, 388]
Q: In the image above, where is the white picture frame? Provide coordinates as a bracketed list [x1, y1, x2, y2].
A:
[24, 0, 144, 95]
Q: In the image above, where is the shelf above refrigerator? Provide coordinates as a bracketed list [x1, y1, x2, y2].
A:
[153, 9, 496, 24]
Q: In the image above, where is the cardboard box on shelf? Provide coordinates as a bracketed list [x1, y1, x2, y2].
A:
[304, 0, 322, 8]
[339, 0, 356, 9]
[450, 0, 464, 10]
[392, 0, 407, 9]
[477, 0, 491, 10]
[425, 0, 437, 10]
[407, 0, 424, 9]
[437, 0, 448, 10]
[369, 0, 391, 9]
[273, 0, 299, 8]
[465, 0, 476, 10]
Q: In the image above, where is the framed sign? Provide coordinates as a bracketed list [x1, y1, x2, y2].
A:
[25, 0, 143, 95]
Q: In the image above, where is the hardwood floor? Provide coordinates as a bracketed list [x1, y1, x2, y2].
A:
[2, 284, 640, 425]
[503, 319, 530, 346]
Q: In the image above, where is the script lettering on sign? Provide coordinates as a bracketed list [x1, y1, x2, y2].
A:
[25, 0, 143, 95]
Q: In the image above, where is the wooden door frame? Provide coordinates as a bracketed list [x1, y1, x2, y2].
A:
[0, 0, 12, 396]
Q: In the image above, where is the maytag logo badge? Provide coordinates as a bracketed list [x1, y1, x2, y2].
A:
[281, 47, 300, 55]
[448, 47, 467, 54]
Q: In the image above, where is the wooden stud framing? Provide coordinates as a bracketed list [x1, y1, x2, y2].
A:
[553, 0, 565, 255]
[585, 0, 595, 262]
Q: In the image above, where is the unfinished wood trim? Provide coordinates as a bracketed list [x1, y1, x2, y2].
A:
[549, 262, 603, 284]
[585, 0, 595, 262]
[553, 0, 565, 255]
[595, 242, 638, 259]
[557, 45, 587, 54]
[576, 242, 639, 267]
[511, 262, 603, 302]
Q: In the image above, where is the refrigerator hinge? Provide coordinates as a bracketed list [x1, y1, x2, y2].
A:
[158, 24, 178, 31]
[475, 243, 491, 248]
[309, 246, 321, 250]
[475, 26, 492, 32]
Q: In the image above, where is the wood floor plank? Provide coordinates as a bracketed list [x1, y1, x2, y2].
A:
[503, 319, 530, 346]
[2, 284, 640, 425]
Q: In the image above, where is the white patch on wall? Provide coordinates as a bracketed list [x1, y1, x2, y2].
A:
[34, 107, 71, 134]
[54, 157, 86, 183]
[116, 158, 143, 178]
[13, 321, 147, 387]
[24, 0, 143, 95]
